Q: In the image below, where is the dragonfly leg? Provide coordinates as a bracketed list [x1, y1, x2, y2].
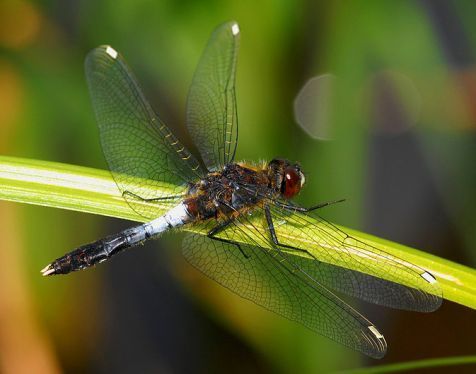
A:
[207, 219, 250, 259]
[277, 198, 345, 212]
[264, 204, 320, 261]
[123, 190, 184, 202]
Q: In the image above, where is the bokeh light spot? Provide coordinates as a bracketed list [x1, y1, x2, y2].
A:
[0, 0, 41, 49]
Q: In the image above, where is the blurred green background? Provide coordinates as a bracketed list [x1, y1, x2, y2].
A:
[1, 0, 476, 373]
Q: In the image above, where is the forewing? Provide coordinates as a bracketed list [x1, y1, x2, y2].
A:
[267, 204, 442, 312]
[182, 225, 387, 359]
[186, 21, 240, 171]
[85, 46, 204, 220]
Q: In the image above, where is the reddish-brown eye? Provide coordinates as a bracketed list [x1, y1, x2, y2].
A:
[282, 167, 302, 198]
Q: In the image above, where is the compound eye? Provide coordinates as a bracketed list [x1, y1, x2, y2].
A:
[282, 167, 302, 198]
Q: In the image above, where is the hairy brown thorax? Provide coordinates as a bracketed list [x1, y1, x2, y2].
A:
[183, 159, 305, 220]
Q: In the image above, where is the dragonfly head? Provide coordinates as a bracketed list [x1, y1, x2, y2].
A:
[268, 159, 306, 199]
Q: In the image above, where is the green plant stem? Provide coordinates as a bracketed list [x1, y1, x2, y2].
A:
[1, 155, 475, 309]
[339, 355, 476, 373]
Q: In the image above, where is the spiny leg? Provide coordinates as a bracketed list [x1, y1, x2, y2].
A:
[207, 219, 250, 259]
[264, 204, 320, 261]
[123, 190, 184, 202]
[276, 198, 345, 212]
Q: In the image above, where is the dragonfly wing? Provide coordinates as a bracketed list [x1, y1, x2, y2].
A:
[186, 21, 240, 171]
[85, 46, 204, 220]
[182, 226, 387, 359]
[267, 204, 442, 312]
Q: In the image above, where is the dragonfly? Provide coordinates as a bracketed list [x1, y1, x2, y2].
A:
[41, 21, 442, 358]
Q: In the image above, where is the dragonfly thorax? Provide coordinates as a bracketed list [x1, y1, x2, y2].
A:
[183, 163, 268, 220]
[183, 160, 305, 221]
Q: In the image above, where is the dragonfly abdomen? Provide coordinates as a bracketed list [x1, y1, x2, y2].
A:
[42, 204, 191, 275]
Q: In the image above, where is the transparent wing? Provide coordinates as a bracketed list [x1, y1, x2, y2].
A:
[231, 180, 442, 311]
[183, 223, 387, 359]
[266, 204, 442, 312]
[186, 21, 240, 171]
[85, 46, 204, 220]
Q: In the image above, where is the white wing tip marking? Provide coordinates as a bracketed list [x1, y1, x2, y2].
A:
[368, 325, 384, 339]
[421, 271, 437, 284]
[105, 46, 118, 59]
[231, 23, 240, 36]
